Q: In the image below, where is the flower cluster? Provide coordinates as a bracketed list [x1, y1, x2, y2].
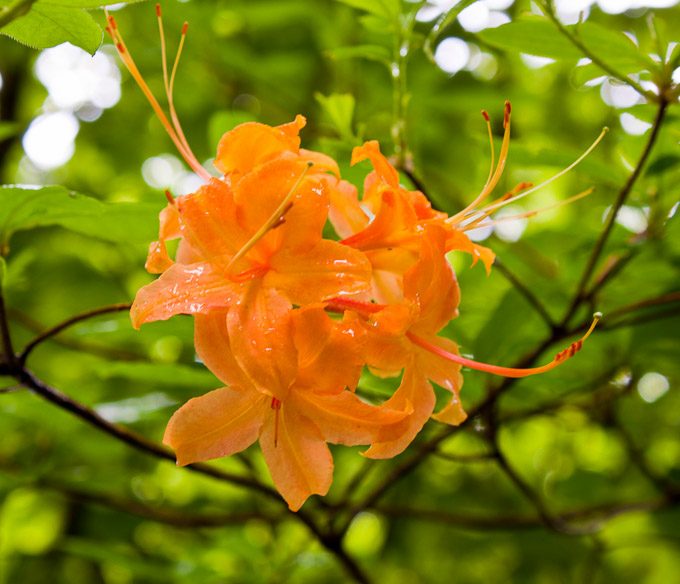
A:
[110, 7, 600, 510]
[129, 116, 485, 509]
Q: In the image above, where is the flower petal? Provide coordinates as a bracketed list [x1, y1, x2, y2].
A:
[292, 389, 409, 447]
[260, 407, 332, 511]
[214, 115, 306, 181]
[327, 178, 369, 239]
[266, 239, 371, 305]
[293, 305, 365, 394]
[227, 283, 297, 399]
[194, 312, 255, 389]
[130, 261, 241, 328]
[163, 386, 267, 466]
[362, 363, 435, 459]
[404, 224, 460, 334]
[146, 203, 181, 274]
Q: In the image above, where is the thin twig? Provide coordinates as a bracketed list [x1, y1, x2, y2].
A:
[19, 303, 133, 364]
[563, 99, 669, 325]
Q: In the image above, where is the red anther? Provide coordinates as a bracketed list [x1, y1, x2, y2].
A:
[156, 3, 162, 17]
[116, 42, 126, 54]
[481, 110, 490, 122]
[164, 189, 174, 204]
[505, 100, 511, 113]
[576, 340, 583, 351]
[503, 101, 511, 128]
[108, 15, 117, 28]
[105, 26, 113, 37]
[182, 22, 189, 35]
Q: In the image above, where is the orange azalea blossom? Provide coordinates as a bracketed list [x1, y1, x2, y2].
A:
[111, 6, 603, 511]
[164, 305, 408, 511]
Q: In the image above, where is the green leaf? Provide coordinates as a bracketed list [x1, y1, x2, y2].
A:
[479, 20, 583, 60]
[646, 154, 680, 177]
[579, 21, 656, 73]
[326, 44, 391, 65]
[315, 92, 357, 142]
[479, 19, 655, 73]
[335, 0, 398, 20]
[0, 185, 161, 247]
[0, 2, 102, 55]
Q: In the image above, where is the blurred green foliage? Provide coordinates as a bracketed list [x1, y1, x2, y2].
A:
[0, 0, 679, 583]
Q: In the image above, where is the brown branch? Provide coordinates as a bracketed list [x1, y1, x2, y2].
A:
[19, 303, 133, 364]
[605, 291, 680, 322]
[563, 99, 669, 325]
[17, 368, 280, 499]
[10, 308, 145, 362]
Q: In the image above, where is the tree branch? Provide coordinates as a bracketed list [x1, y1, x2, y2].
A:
[19, 303, 133, 364]
[563, 99, 669, 325]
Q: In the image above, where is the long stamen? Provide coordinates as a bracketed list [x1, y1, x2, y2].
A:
[225, 163, 312, 275]
[476, 127, 608, 218]
[408, 313, 602, 378]
[457, 181, 532, 231]
[460, 187, 596, 232]
[448, 101, 512, 224]
[106, 8, 212, 183]
[482, 110, 495, 187]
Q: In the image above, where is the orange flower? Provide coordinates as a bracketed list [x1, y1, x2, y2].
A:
[164, 305, 408, 511]
[328, 223, 465, 458]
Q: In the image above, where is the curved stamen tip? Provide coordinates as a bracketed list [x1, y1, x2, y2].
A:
[182, 22, 189, 35]
[481, 110, 490, 122]
[164, 189, 175, 204]
[503, 101, 511, 128]
[156, 3, 161, 17]
[408, 311, 602, 379]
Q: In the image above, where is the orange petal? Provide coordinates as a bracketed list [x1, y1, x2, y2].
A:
[145, 203, 181, 274]
[260, 406, 332, 511]
[413, 334, 463, 394]
[299, 148, 340, 177]
[227, 283, 297, 400]
[292, 305, 366, 394]
[404, 224, 460, 333]
[232, 157, 322, 258]
[362, 363, 435, 459]
[442, 225, 495, 275]
[194, 312, 255, 389]
[292, 389, 409, 446]
[402, 188, 448, 221]
[327, 178, 370, 239]
[130, 261, 242, 328]
[163, 386, 267, 466]
[175, 178, 247, 260]
[266, 239, 371, 305]
[341, 189, 418, 252]
[351, 141, 399, 189]
[214, 115, 306, 181]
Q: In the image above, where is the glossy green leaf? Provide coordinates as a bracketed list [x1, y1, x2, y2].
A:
[0, 2, 102, 54]
[0, 186, 161, 247]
